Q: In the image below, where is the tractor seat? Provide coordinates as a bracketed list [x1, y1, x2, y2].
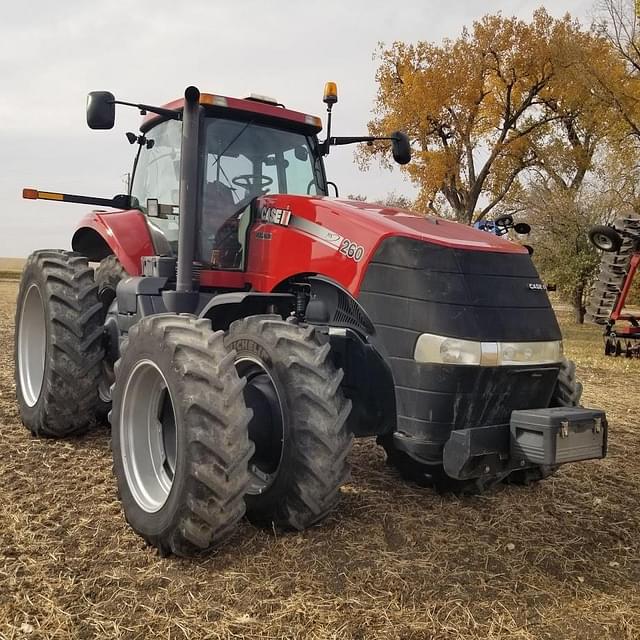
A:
[201, 180, 240, 267]
[203, 180, 236, 221]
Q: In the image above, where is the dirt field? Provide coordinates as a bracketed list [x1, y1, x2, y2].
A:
[0, 259, 24, 281]
[1, 278, 639, 640]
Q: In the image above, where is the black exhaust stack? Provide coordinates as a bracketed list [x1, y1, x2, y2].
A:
[165, 86, 202, 313]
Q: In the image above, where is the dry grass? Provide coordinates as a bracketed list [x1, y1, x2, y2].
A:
[1, 280, 639, 640]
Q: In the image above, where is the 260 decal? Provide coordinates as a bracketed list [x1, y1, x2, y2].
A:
[339, 238, 365, 262]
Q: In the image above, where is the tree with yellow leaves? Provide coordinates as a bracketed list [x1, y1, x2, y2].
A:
[365, 9, 620, 224]
[591, 0, 640, 142]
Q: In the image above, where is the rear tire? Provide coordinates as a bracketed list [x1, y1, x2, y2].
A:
[549, 357, 583, 407]
[94, 255, 127, 412]
[225, 315, 353, 530]
[95, 255, 127, 304]
[14, 250, 104, 437]
[111, 315, 253, 557]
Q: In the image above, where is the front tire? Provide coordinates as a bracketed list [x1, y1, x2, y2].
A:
[225, 315, 353, 530]
[14, 250, 104, 437]
[111, 315, 253, 556]
[377, 435, 496, 494]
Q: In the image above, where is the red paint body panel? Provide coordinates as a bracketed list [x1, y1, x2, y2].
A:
[199, 270, 247, 289]
[75, 197, 528, 298]
[611, 253, 640, 321]
[242, 195, 527, 296]
[74, 210, 154, 276]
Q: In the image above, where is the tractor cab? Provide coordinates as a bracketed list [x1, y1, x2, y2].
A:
[130, 95, 328, 271]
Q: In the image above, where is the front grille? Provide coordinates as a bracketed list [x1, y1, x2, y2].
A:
[358, 237, 561, 453]
[360, 236, 560, 351]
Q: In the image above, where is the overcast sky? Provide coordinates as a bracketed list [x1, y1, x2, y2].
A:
[0, 0, 594, 258]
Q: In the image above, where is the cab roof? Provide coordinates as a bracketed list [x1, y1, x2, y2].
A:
[141, 93, 323, 135]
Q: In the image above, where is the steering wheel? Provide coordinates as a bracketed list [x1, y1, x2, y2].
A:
[232, 174, 273, 191]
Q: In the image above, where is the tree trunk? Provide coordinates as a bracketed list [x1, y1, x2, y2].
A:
[572, 286, 585, 324]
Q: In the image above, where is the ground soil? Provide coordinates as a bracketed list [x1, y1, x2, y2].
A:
[1, 277, 639, 640]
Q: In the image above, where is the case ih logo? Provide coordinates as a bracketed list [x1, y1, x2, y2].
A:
[260, 206, 291, 226]
[528, 283, 547, 291]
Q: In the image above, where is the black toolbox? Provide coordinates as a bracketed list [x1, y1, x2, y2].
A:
[510, 407, 607, 466]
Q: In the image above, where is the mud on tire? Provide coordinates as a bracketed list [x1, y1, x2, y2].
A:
[14, 250, 104, 437]
[225, 315, 353, 530]
[110, 315, 253, 557]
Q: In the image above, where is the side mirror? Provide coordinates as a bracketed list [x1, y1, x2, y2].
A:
[87, 91, 116, 129]
[391, 131, 411, 165]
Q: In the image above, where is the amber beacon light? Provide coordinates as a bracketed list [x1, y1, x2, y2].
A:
[323, 82, 338, 105]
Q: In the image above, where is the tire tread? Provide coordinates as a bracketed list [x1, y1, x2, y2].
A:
[15, 250, 104, 437]
[226, 315, 353, 530]
[111, 314, 252, 556]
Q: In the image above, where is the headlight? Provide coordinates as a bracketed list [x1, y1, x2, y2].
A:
[497, 340, 562, 365]
[414, 333, 562, 366]
[439, 337, 482, 365]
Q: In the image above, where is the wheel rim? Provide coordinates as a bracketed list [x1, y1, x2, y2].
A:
[18, 283, 47, 407]
[593, 233, 614, 251]
[120, 360, 178, 513]
[235, 356, 284, 495]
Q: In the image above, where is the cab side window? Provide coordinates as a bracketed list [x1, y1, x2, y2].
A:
[131, 120, 181, 209]
[131, 120, 182, 252]
[283, 145, 318, 195]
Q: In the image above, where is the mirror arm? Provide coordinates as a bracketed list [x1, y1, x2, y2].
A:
[112, 100, 182, 120]
[330, 135, 396, 145]
[319, 135, 396, 156]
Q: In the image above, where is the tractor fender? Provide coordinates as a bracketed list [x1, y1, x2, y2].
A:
[274, 274, 395, 438]
[303, 275, 375, 336]
[199, 292, 296, 331]
[72, 210, 156, 276]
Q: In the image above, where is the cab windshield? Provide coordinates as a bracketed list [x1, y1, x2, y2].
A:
[200, 117, 326, 269]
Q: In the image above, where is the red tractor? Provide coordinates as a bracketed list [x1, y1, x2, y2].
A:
[587, 217, 640, 356]
[16, 85, 607, 556]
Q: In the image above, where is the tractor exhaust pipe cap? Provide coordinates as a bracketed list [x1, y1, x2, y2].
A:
[184, 85, 200, 104]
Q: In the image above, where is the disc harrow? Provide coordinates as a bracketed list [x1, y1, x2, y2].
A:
[586, 215, 640, 356]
